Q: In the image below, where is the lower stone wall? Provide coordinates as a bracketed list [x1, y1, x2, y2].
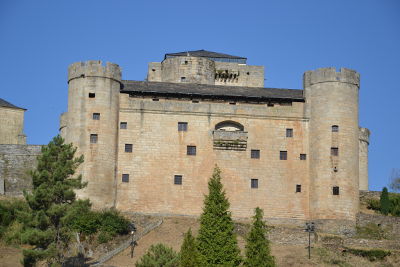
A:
[0, 144, 42, 195]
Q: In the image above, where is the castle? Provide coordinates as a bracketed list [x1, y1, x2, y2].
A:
[1, 50, 370, 230]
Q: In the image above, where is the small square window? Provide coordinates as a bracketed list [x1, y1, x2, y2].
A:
[331, 147, 339, 156]
[125, 144, 133, 153]
[333, 186, 340, 195]
[280, 151, 287, 160]
[122, 174, 129, 183]
[296, 184, 302, 193]
[332, 125, 339, 132]
[300, 154, 307, 160]
[251, 179, 258, 189]
[174, 175, 182, 185]
[251, 149, 260, 159]
[88, 93, 95, 98]
[187, 146, 196, 156]
[120, 122, 127, 129]
[90, 134, 98, 144]
[181, 77, 186, 82]
[178, 122, 188, 131]
[93, 113, 100, 120]
[286, 128, 293, 138]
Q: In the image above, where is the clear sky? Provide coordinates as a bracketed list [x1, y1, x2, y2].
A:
[1, 0, 399, 191]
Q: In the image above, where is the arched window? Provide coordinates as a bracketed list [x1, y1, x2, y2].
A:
[215, 121, 244, 132]
[332, 125, 339, 132]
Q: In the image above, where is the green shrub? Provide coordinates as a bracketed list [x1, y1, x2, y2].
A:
[136, 243, 179, 267]
[98, 209, 130, 236]
[366, 198, 380, 211]
[3, 221, 24, 245]
[345, 248, 391, 261]
[97, 231, 113, 244]
[356, 223, 389, 240]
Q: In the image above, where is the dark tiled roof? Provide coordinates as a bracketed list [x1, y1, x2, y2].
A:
[164, 50, 246, 60]
[0, 98, 25, 110]
[121, 81, 304, 102]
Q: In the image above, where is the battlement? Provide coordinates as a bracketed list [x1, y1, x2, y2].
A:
[68, 60, 122, 83]
[303, 67, 360, 88]
[359, 127, 370, 144]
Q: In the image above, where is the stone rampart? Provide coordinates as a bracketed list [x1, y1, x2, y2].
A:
[0, 144, 42, 195]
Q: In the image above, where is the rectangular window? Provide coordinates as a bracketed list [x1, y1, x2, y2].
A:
[296, 184, 302, 193]
[88, 93, 95, 98]
[331, 147, 339, 156]
[125, 144, 133, 153]
[280, 151, 287, 160]
[178, 122, 188, 131]
[187, 146, 196, 156]
[122, 174, 129, 183]
[152, 98, 159, 101]
[286, 128, 293, 137]
[300, 154, 307, 160]
[251, 179, 258, 189]
[174, 175, 182, 185]
[120, 122, 127, 129]
[92, 113, 100, 120]
[181, 77, 186, 82]
[251, 149, 260, 159]
[90, 134, 98, 144]
[332, 125, 339, 132]
[333, 186, 340, 195]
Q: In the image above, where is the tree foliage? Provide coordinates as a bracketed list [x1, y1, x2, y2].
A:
[21, 135, 86, 266]
[180, 228, 200, 267]
[196, 166, 242, 266]
[389, 169, 400, 192]
[380, 187, 390, 216]
[244, 207, 275, 267]
[135, 243, 179, 267]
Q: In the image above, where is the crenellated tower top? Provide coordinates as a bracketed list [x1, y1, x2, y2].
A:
[303, 67, 360, 88]
[68, 60, 122, 85]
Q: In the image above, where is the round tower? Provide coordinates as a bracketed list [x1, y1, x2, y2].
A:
[161, 56, 215, 84]
[359, 127, 370, 191]
[304, 67, 360, 223]
[66, 61, 122, 208]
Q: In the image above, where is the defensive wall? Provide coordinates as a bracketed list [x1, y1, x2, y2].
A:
[0, 144, 42, 195]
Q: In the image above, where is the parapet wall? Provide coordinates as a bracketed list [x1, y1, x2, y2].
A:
[68, 60, 122, 84]
[303, 67, 360, 88]
[0, 144, 42, 195]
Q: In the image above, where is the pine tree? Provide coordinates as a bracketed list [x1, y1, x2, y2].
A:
[180, 228, 200, 267]
[380, 187, 390, 216]
[22, 135, 86, 266]
[135, 243, 179, 267]
[196, 166, 242, 266]
[244, 207, 275, 267]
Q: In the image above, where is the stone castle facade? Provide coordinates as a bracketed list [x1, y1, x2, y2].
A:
[58, 50, 370, 227]
[0, 50, 370, 229]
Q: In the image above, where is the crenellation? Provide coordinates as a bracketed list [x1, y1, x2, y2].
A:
[303, 67, 360, 88]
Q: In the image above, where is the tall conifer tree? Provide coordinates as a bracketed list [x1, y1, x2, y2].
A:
[22, 135, 86, 266]
[244, 207, 275, 267]
[196, 166, 242, 266]
[380, 187, 390, 215]
[180, 228, 200, 267]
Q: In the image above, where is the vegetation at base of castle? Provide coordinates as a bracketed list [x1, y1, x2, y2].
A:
[380, 187, 390, 215]
[344, 247, 391, 262]
[366, 188, 400, 216]
[355, 222, 391, 240]
[244, 207, 275, 267]
[135, 243, 179, 267]
[179, 228, 200, 267]
[0, 135, 130, 267]
[196, 166, 242, 266]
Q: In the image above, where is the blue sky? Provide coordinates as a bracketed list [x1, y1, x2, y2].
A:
[1, 0, 399, 191]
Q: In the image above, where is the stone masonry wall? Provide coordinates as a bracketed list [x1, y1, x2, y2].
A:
[0, 106, 26, 145]
[0, 144, 42, 195]
[116, 94, 309, 220]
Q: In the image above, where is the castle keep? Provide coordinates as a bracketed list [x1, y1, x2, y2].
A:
[57, 50, 371, 227]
